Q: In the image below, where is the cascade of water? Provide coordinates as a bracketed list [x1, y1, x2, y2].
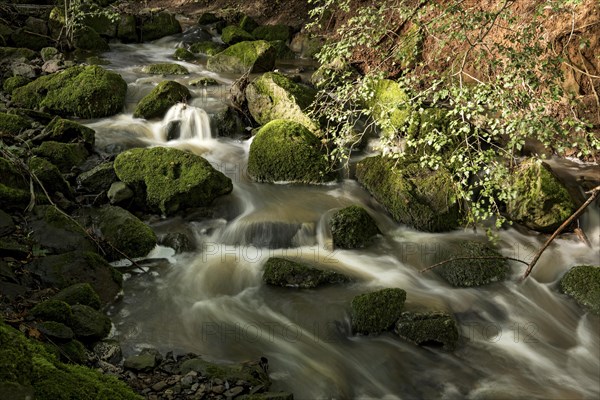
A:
[161, 103, 212, 142]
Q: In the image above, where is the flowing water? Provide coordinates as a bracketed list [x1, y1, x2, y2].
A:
[85, 33, 600, 399]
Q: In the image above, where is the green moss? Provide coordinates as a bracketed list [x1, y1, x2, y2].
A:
[560, 265, 600, 315]
[262, 257, 350, 288]
[53, 283, 102, 311]
[179, 357, 269, 388]
[12, 65, 127, 118]
[394, 23, 423, 70]
[37, 321, 74, 341]
[140, 12, 181, 42]
[114, 147, 233, 215]
[435, 241, 508, 287]
[351, 288, 406, 334]
[57, 340, 87, 364]
[0, 112, 32, 135]
[173, 47, 196, 61]
[189, 41, 226, 55]
[2, 76, 31, 94]
[97, 205, 157, 260]
[28, 157, 72, 196]
[0, 157, 29, 209]
[394, 311, 458, 350]
[506, 159, 576, 232]
[141, 63, 189, 75]
[117, 14, 138, 43]
[33, 141, 89, 173]
[0, 47, 37, 61]
[246, 72, 318, 131]
[69, 305, 111, 342]
[364, 78, 411, 136]
[221, 25, 254, 45]
[248, 119, 331, 183]
[356, 156, 463, 232]
[190, 77, 219, 86]
[330, 206, 379, 249]
[43, 116, 96, 148]
[73, 26, 110, 52]
[30, 300, 74, 325]
[206, 40, 276, 74]
[252, 25, 291, 42]
[133, 80, 191, 119]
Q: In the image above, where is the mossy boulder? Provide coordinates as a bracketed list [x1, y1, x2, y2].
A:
[356, 156, 463, 232]
[38, 116, 95, 149]
[252, 25, 291, 42]
[53, 283, 102, 311]
[141, 63, 189, 75]
[28, 157, 72, 196]
[212, 106, 244, 137]
[96, 205, 157, 260]
[133, 80, 191, 119]
[73, 26, 110, 52]
[37, 321, 74, 341]
[394, 311, 458, 350]
[351, 288, 406, 335]
[505, 159, 576, 232]
[263, 257, 350, 288]
[559, 265, 600, 315]
[11, 27, 50, 51]
[330, 206, 379, 249]
[33, 141, 89, 173]
[247, 120, 331, 184]
[269, 40, 295, 59]
[179, 357, 269, 388]
[189, 40, 226, 56]
[2, 76, 31, 94]
[434, 240, 509, 287]
[0, 112, 32, 136]
[290, 32, 322, 58]
[117, 14, 138, 43]
[76, 162, 116, 193]
[173, 47, 196, 61]
[190, 77, 219, 87]
[57, 339, 87, 364]
[221, 25, 254, 45]
[114, 147, 233, 215]
[0, 157, 30, 209]
[238, 15, 259, 33]
[207, 40, 276, 74]
[140, 12, 181, 42]
[0, 47, 36, 62]
[30, 300, 74, 325]
[12, 65, 127, 118]
[123, 351, 158, 372]
[246, 72, 317, 131]
[363, 78, 411, 137]
[83, 14, 117, 38]
[69, 304, 111, 341]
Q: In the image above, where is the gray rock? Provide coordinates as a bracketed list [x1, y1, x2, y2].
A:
[42, 59, 64, 74]
[107, 181, 134, 204]
[93, 339, 123, 365]
[11, 63, 37, 78]
[77, 162, 116, 193]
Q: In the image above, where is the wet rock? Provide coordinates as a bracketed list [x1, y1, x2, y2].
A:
[52, 282, 102, 310]
[133, 80, 191, 119]
[140, 12, 181, 42]
[247, 120, 331, 183]
[179, 357, 270, 389]
[141, 63, 189, 75]
[37, 321, 74, 341]
[158, 232, 195, 253]
[263, 257, 350, 288]
[107, 181, 134, 205]
[351, 288, 406, 334]
[113, 146, 233, 216]
[433, 240, 509, 287]
[0, 209, 15, 237]
[69, 304, 111, 341]
[394, 311, 459, 350]
[173, 47, 196, 61]
[269, 40, 295, 60]
[207, 40, 276, 74]
[32, 141, 89, 173]
[559, 265, 600, 315]
[42, 59, 65, 74]
[117, 13, 138, 43]
[76, 162, 116, 193]
[197, 13, 223, 26]
[221, 25, 254, 45]
[190, 77, 219, 86]
[84, 13, 118, 38]
[330, 205, 379, 249]
[93, 339, 123, 365]
[212, 106, 245, 137]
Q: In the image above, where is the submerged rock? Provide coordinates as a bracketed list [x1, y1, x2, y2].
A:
[559, 265, 600, 315]
[173, 47, 195, 61]
[207, 40, 276, 74]
[262, 257, 350, 288]
[351, 288, 406, 334]
[394, 311, 459, 350]
[330, 205, 379, 249]
[113, 147, 233, 215]
[133, 80, 191, 119]
[247, 119, 330, 184]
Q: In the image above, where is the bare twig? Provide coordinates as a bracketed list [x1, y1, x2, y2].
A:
[420, 255, 528, 273]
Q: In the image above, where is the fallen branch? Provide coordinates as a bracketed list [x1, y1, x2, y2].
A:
[522, 185, 600, 280]
[420, 255, 527, 273]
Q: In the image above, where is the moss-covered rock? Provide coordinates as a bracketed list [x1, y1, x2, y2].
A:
[252, 25, 291, 42]
[262, 257, 350, 288]
[351, 288, 406, 335]
[246, 72, 317, 131]
[139, 12, 181, 42]
[141, 63, 189, 75]
[76, 162, 116, 193]
[10, 27, 50, 51]
[96, 205, 157, 260]
[363, 78, 411, 137]
[310, 57, 357, 89]
[33, 141, 89, 173]
[117, 13, 138, 43]
[394, 311, 458, 350]
[2, 76, 31, 94]
[356, 156, 463, 232]
[123, 351, 158, 372]
[269, 40, 295, 59]
[39, 116, 95, 149]
[133, 80, 191, 119]
[52, 283, 102, 311]
[0, 157, 30, 209]
[190, 77, 219, 87]
[189, 40, 226, 56]
[69, 304, 111, 341]
[57, 339, 87, 364]
[207, 40, 276, 74]
[330, 206, 379, 249]
[114, 147, 233, 215]
[73, 26, 110, 52]
[173, 47, 196, 61]
[505, 159, 576, 232]
[0, 112, 32, 136]
[221, 25, 254, 45]
[198, 13, 222, 26]
[290, 32, 322, 58]
[28, 157, 72, 196]
[0, 47, 37, 62]
[12, 65, 127, 118]
[434, 240, 509, 287]
[238, 15, 259, 33]
[30, 300, 74, 325]
[84, 14, 117, 38]
[559, 265, 600, 315]
[179, 357, 269, 388]
[37, 321, 74, 341]
[248, 120, 331, 183]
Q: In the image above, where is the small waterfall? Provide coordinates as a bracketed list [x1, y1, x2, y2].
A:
[161, 103, 212, 142]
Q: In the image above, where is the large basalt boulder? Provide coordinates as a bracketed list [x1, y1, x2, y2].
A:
[559, 265, 600, 315]
[221, 25, 254, 45]
[12, 65, 127, 118]
[505, 159, 576, 232]
[133, 81, 191, 119]
[330, 205, 379, 249]
[433, 240, 509, 287]
[262, 257, 350, 288]
[356, 156, 463, 232]
[247, 119, 330, 184]
[394, 311, 459, 350]
[113, 147, 233, 215]
[139, 12, 181, 42]
[246, 72, 317, 131]
[351, 288, 406, 335]
[206, 40, 276, 74]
